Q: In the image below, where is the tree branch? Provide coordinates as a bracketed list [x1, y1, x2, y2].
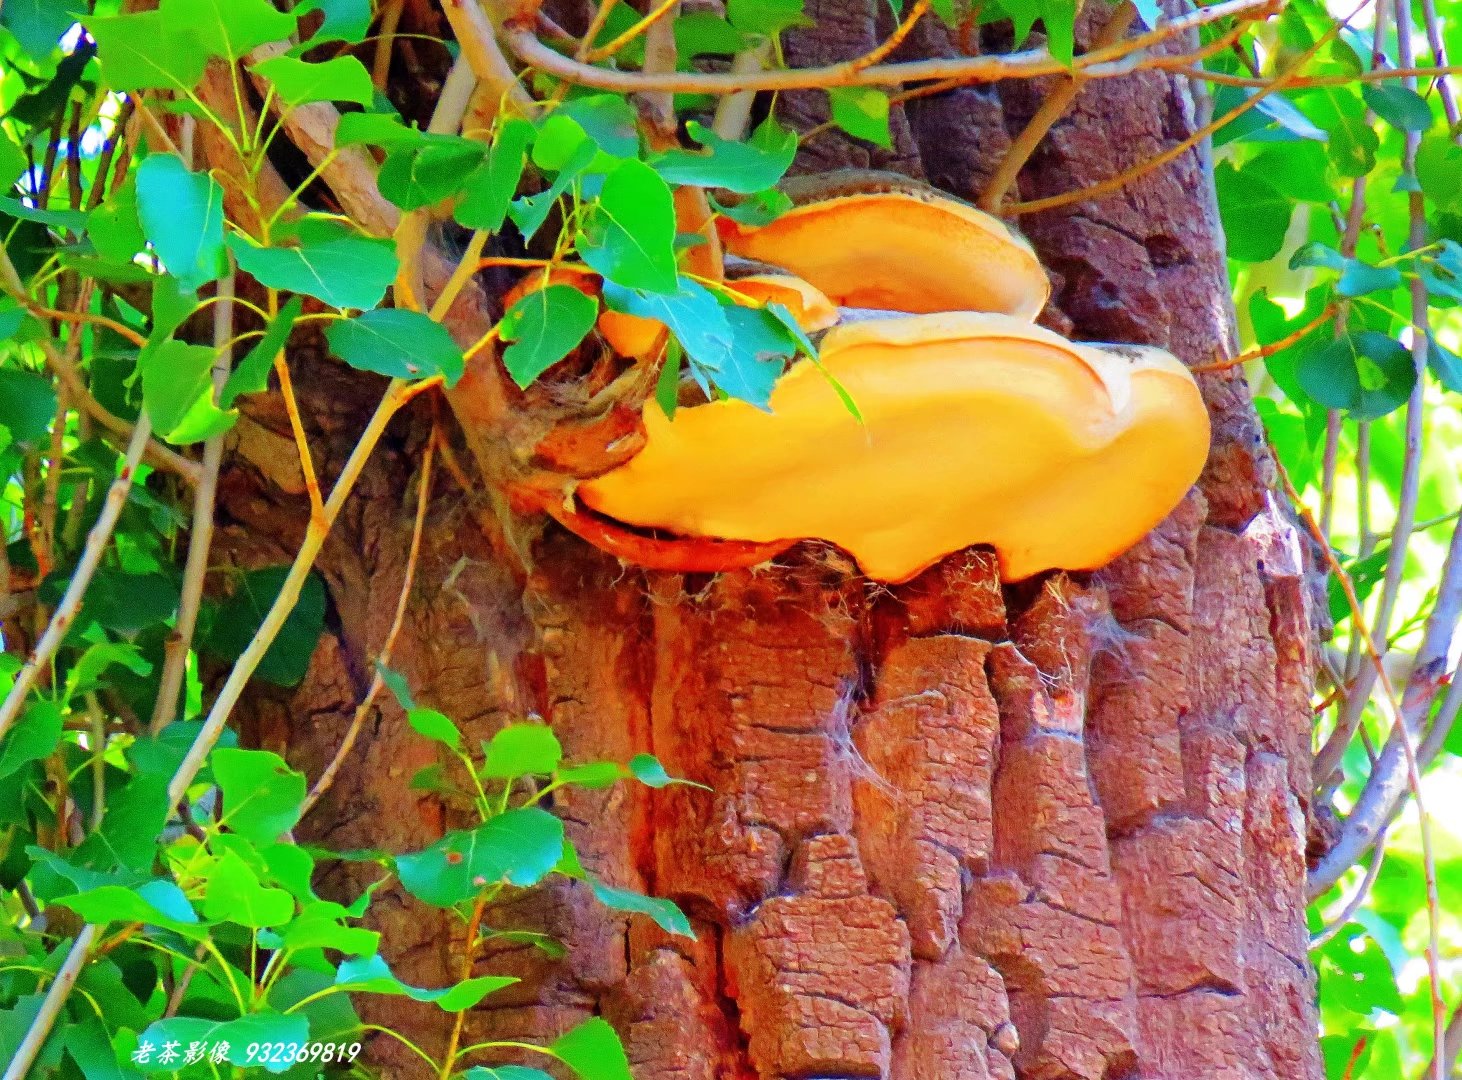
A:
[501, 0, 1275, 95]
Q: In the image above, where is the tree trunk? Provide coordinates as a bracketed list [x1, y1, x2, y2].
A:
[220, 4, 1323, 1078]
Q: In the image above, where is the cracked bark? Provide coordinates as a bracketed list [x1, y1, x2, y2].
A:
[219, 3, 1321, 1076]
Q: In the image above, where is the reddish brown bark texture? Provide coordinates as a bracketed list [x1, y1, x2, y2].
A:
[223, 3, 1323, 1077]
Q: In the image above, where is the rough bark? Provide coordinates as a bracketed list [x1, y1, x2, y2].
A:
[220, 4, 1323, 1077]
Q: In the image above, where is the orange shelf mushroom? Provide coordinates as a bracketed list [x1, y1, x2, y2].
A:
[716, 177, 1050, 320]
[579, 313, 1210, 583]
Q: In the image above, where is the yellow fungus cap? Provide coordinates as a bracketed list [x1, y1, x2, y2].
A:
[716, 190, 1049, 320]
[579, 312, 1209, 582]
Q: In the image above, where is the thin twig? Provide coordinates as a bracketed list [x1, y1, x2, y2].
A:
[149, 268, 235, 734]
[1191, 302, 1338, 373]
[0, 417, 152, 746]
[440, 0, 537, 118]
[1007, 0, 1359, 216]
[372, 0, 407, 89]
[850, 0, 931, 72]
[302, 433, 436, 816]
[585, 0, 681, 62]
[981, 1, 1138, 211]
[0, 926, 101, 1080]
[505, 0, 1276, 95]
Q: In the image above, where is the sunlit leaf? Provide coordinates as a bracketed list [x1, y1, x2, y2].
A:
[396, 808, 565, 907]
[500, 283, 599, 388]
[552, 1017, 633, 1080]
[481, 724, 563, 779]
[326, 309, 465, 384]
[228, 218, 397, 311]
[136, 154, 226, 289]
[214, 748, 306, 843]
[252, 53, 374, 107]
[827, 87, 893, 149]
[578, 159, 679, 294]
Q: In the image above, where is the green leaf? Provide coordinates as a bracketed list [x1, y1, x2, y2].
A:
[89, 174, 148, 263]
[1335, 260, 1402, 298]
[1361, 84, 1433, 132]
[715, 302, 798, 406]
[827, 87, 893, 148]
[1, 0, 75, 58]
[1289, 241, 1345, 271]
[136, 154, 226, 289]
[54, 881, 200, 933]
[1038, 0, 1075, 67]
[326, 309, 465, 385]
[202, 849, 295, 928]
[214, 748, 306, 843]
[228, 218, 397, 311]
[725, 0, 810, 35]
[588, 877, 692, 937]
[65, 1015, 141, 1080]
[1416, 135, 1462, 211]
[552, 1017, 632, 1080]
[408, 708, 463, 751]
[377, 663, 417, 710]
[396, 807, 566, 907]
[0, 700, 63, 779]
[86, 11, 208, 92]
[336, 111, 424, 149]
[603, 279, 730, 384]
[510, 139, 597, 241]
[500, 284, 599, 389]
[577, 159, 679, 295]
[1326, 108, 1379, 179]
[334, 954, 517, 1011]
[652, 119, 797, 194]
[135, 1013, 309, 1074]
[465, 1068, 556, 1080]
[201, 567, 326, 686]
[298, 0, 373, 44]
[161, 0, 296, 61]
[66, 641, 151, 700]
[1214, 163, 1293, 262]
[0, 368, 58, 446]
[558, 95, 642, 159]
[1247, 141, 1335, 203]
[456, 119, 535, 233]
[378, 136, 485, 211]
[628, 753, 675, 788]
[223, 296, 302, 407]
[1296, 332, 1416, 421]
[272, 901, 380, 954]
[674, 12, 750, 56]
[139, 339, 233, 444]
[1427, 333, 1462, 393]
[253, 53, 374, 107]
[481, 724, 563, 779]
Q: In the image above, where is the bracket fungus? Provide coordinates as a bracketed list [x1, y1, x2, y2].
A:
[715, 174, 1050, 320]
[579, 313, 1209, 583]
[517, 173, 1210, 583]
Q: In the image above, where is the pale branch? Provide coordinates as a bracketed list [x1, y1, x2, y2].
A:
[163, 376, 441, 810]
[441, 0, 538, 119]
[0, 415, 152, 747]
[0, 926, 102, 1080]
[149, 269, 234, 735]
[500, 0, 1276, 95]
[302, 434, 436, 817]
[979, 1, 1138, 212]
[712, 41, 776, 141]
[1420, 1005, 1462, 1080]
[247, 43, 401, 237]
